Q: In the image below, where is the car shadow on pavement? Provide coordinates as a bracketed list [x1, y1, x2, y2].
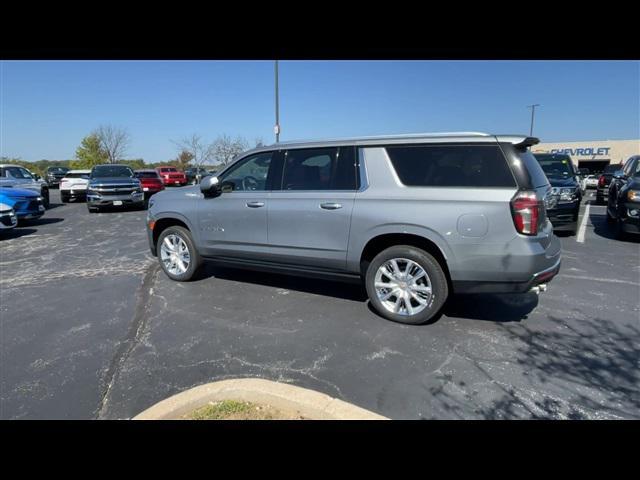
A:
[590, 209, 639, 243]
[24, 217, 64, 226]
[427, 314, 640, 419]
[442, 292, 539, 323]
[46, 202, 65, 210]
[0, 228, 38, 240]
[198, 263, 368, 302]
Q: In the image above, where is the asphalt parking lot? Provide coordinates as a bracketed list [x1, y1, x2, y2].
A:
[1, 189, 638, 419]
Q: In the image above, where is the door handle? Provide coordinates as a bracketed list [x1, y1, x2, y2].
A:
[320, 202, 342, 210]
[246, 201, 265, 208]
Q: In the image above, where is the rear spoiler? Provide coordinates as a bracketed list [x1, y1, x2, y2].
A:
[514, 137, 540, 149]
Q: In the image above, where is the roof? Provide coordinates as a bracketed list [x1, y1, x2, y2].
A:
[240, 132, 538, 157]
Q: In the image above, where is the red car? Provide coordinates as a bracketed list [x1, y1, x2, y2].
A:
[135, 170, 165, 198]
[155, 166, 187, 186]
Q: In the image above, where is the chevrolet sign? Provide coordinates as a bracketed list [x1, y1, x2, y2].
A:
[550, 147, 611, 156]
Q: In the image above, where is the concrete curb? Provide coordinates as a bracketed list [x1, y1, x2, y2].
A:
[133, 378, 388, 420]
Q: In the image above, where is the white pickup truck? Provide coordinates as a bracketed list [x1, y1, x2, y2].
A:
[60, 169, 91, 202]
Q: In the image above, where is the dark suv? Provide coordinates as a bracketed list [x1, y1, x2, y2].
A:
[46, 167, 70, 188]
[606, 155, 640, 238]
[597, 164, 625, 205]
[533, 153, 582, 235]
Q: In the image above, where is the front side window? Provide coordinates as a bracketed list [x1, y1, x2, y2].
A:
[387, 145, 516, 187]
[219, 152, 273, 191]
[4, 166, 33, 179]
[280, 147, 357, 191]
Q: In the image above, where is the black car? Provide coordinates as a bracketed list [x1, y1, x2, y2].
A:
[606, 155, 640, 239]
[533, 153, 582, 235]
[596, 163, 625, 204]
[45, 166, 70, 188]
[184, 167, 212, 185]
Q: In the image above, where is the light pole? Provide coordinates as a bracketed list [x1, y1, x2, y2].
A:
[527, 104, 540, 137]
[274, 60, 280, 143]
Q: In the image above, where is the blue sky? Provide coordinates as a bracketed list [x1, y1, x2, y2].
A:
[1, 60, 638, 163]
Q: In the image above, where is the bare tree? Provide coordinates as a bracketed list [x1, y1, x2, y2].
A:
[173, 134, 215, 170]
[95, 125, 130, 164]
[254, 137, 266, 148]
[212, 134, 249, 167]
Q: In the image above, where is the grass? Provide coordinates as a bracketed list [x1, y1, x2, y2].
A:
[185, 400, 307, 420]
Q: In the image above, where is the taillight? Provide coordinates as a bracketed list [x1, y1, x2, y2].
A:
[598, 175, 605, 187]
[511, 191, 540, 236]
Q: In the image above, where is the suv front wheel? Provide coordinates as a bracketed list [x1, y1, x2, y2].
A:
[365, 245, 448, 325]
[157, 226, 202, 281]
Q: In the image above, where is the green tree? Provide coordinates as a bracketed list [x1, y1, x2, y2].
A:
[72, 134, 109, 169]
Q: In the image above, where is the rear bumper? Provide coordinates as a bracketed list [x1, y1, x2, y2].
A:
[61, 188, 87, 198]
[161, 178, 187, 186]
[453, 256, 561, 294]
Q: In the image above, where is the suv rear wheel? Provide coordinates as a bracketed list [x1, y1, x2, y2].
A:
[365, 245, 448, 325]
[157, 226, 202, 281]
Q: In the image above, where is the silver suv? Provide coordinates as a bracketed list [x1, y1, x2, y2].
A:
[146, 132, 561, 324]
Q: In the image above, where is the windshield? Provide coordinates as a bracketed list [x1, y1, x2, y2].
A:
[603, 164, 621, 174]
[534, 154, 574, 178]
[91, 166, 134, 178]
[135, 172, 160, 179]
[160, 168, 178, 172]
[48, 167, 69, 174]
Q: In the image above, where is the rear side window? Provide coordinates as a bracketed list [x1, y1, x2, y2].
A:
[516, 149, 549, 188]
[385, 145, 516, 187]
[281, 146, 357, 190]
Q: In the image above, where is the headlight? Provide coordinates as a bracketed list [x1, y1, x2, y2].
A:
[559, 187, 579, 202]
[628, 190, 640, 202]
[37, 196, 43, 202]
[0, 202, 12, 213]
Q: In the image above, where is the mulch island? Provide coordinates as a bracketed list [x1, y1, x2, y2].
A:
[183, 399, 309, 420]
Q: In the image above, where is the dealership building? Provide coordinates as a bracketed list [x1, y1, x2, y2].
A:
[532, 139, 639, 174]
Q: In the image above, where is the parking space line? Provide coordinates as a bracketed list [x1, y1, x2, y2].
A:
[576, 203, 590, 243]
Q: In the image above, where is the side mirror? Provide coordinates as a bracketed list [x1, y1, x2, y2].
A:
[200, 175, 221, 197]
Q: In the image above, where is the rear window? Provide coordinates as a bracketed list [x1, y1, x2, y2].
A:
[518, 150, 550, 188]
[160, 168, 178, 172]
[385, 145, 515, 188]
[65, 172, 89, 178]
[603, 164, 621, 174]
[136, 171, 160, 179]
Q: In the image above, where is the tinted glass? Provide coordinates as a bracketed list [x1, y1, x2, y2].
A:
[48, 167, 69, 174]
[135, 171, 160, 179]
[220, 152, 272, 191]
[91, 166, 134, 178]
[281, 147, 357, 191]
[534, 154, 575, 178]
[386, 145, 515, 187]
[160, 167, 178, 172]
[65, 172, 90, 178]
[5, 167, 33, 179]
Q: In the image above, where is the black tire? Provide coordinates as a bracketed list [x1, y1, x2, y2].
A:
[596, 195, 604, 205]
[365, 245, 448, 325]
[60, 194, 68, 203]
[42, 189, 50, 209]
[614, 218, 627, 240]
[157, 226, 202, 281]
[606, 208, 615, 225]
[88, 206, 99, 213]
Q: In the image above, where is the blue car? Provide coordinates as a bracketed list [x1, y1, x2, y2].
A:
[0, 187, 45, 222]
